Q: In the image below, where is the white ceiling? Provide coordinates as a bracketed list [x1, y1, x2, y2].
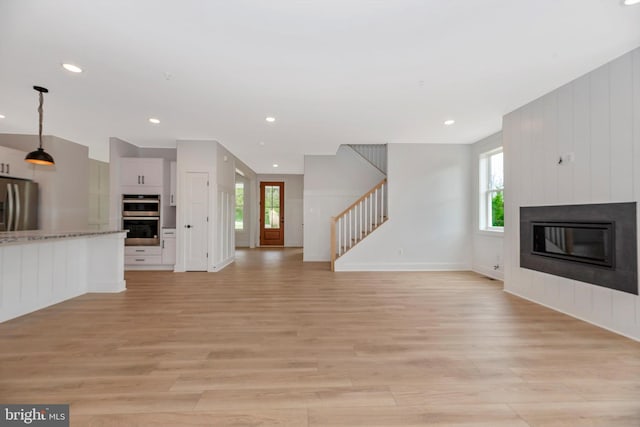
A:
[1, 1, 639, 174]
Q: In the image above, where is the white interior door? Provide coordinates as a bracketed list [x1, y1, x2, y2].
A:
[185, 172, 209, 271]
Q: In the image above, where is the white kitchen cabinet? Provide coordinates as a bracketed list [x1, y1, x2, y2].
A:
[161, 228, 176, 265]
[0, 146, 35, 180]
[124, 245, 162, 266]
[121, 158, 164, 187]
[169, 161, 177, 206]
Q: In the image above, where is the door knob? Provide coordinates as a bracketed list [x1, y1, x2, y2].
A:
[185, 224, 192, 228]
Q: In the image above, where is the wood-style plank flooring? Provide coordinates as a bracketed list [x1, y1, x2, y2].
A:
[1, 248, 639, 426]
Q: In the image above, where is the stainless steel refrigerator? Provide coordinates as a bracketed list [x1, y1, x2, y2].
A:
[0, 177, 39, 231]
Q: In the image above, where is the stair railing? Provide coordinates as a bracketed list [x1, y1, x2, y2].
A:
[331, 178, 388, 271]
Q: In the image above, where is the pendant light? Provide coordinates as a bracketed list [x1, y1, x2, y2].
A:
[25, 86, 55, 166]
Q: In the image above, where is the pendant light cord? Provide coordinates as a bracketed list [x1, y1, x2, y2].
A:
[38, 91, 44, 149]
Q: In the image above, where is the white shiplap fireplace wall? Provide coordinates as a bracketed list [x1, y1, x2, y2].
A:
[504, 47, 640, 341]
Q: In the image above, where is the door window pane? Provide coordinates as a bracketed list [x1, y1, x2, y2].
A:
[264, 185, 280, 229]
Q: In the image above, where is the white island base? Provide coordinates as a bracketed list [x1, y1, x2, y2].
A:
[0, 231, 126, 323]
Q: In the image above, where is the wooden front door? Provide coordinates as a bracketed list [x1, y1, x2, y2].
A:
[260, 182, 284, 246]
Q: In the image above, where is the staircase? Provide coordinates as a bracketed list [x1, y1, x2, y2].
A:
[348, 144, 387, 174]
[331, 178, 388, 271]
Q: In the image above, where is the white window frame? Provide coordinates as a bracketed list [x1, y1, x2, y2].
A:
[479, 147, 504, 233]
[235, 181, 245, 231]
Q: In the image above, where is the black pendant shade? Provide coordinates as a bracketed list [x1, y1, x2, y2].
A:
[25, 147, 55, 165]
[25, 85, 55, 166]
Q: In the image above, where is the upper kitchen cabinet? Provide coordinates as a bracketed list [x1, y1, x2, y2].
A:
[89, 159, 110, 228]
[0, 146, 35, 180]
[120, 157, 164, 194]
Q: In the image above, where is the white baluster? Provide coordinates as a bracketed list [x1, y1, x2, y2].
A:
[374, 189, 378, 227]
[338, 218, 342, 256]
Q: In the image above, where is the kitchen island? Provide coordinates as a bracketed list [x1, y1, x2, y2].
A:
[0, 230, 126, 322]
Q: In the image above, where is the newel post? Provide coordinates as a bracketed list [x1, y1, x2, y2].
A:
[330, 217, 337, 272]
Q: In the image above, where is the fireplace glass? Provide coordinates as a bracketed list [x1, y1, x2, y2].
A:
[531, 222, 613, 268]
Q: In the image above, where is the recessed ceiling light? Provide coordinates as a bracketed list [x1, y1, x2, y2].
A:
[265, 117, 276, 123]
[259, 141, 265, 146]
[149, 118, 160, 124]
[623, 0, 640, 5]
[62, 63, 83, 73]
[444, 119, 455, 126]
[272, 163, 279, 168]
[0, 114, 5, 119]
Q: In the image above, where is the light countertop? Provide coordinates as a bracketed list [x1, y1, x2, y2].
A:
[0, 230, 126, 246]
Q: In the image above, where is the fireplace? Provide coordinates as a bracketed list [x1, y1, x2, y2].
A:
[520, 203, 637, 295]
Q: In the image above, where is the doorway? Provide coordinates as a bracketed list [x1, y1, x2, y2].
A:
[260, 181, 284, 246]
[185, 172, 209, 271]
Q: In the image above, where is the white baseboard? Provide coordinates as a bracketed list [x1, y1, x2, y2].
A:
[125, 265, 175, 271]
[334, 262, 470, 272]
[89, 280, 127, 293]
[211, 257, 234, 272]
[472, 265, 504, 281]
[504, 289, 640, 342]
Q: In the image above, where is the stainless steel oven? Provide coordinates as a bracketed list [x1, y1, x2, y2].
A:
[122, 194, 160, 246]
[122, 194, 160, 216]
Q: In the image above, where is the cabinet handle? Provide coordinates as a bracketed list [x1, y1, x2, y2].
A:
[135, 258, 144, 262]
[142, 175, 145, 184]
[170, 195, 174, 204]
[135, 249, 144, 252]
[6, 163, 9, 175]
[162, 240, 165, 249]
[1, 163, 4, 173]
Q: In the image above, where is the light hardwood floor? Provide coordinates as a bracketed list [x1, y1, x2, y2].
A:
[1, 248, 639, 426]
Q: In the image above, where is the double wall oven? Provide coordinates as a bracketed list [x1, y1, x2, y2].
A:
[122, 194, 160, 246]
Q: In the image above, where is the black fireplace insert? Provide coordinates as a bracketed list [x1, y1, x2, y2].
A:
[520, 203, 637, 295]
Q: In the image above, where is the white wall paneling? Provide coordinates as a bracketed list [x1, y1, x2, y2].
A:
[590, 65, 611, 202]
[504, 47, 640, 341]
[0, 232, 126, 323]
[213, 144, 237, 271]
[610, 54, 634, 202]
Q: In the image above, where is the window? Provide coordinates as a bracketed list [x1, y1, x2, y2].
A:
[263, 185, 280, 229]
[480, 148, 504, 231]
[235, 182, 244, 230]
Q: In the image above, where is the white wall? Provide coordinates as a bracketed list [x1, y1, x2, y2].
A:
[215, 144, 236, 270]
[0, 134, 89, 231]
[335, 143, 472, 271]
[471, 132, 504, 280]
[504, 47, 640, 341]
[175, 140, 254, 272]
[304, 146, 386, 261]
[258, 174, 304, 248]
[175, 140, 216, 272]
